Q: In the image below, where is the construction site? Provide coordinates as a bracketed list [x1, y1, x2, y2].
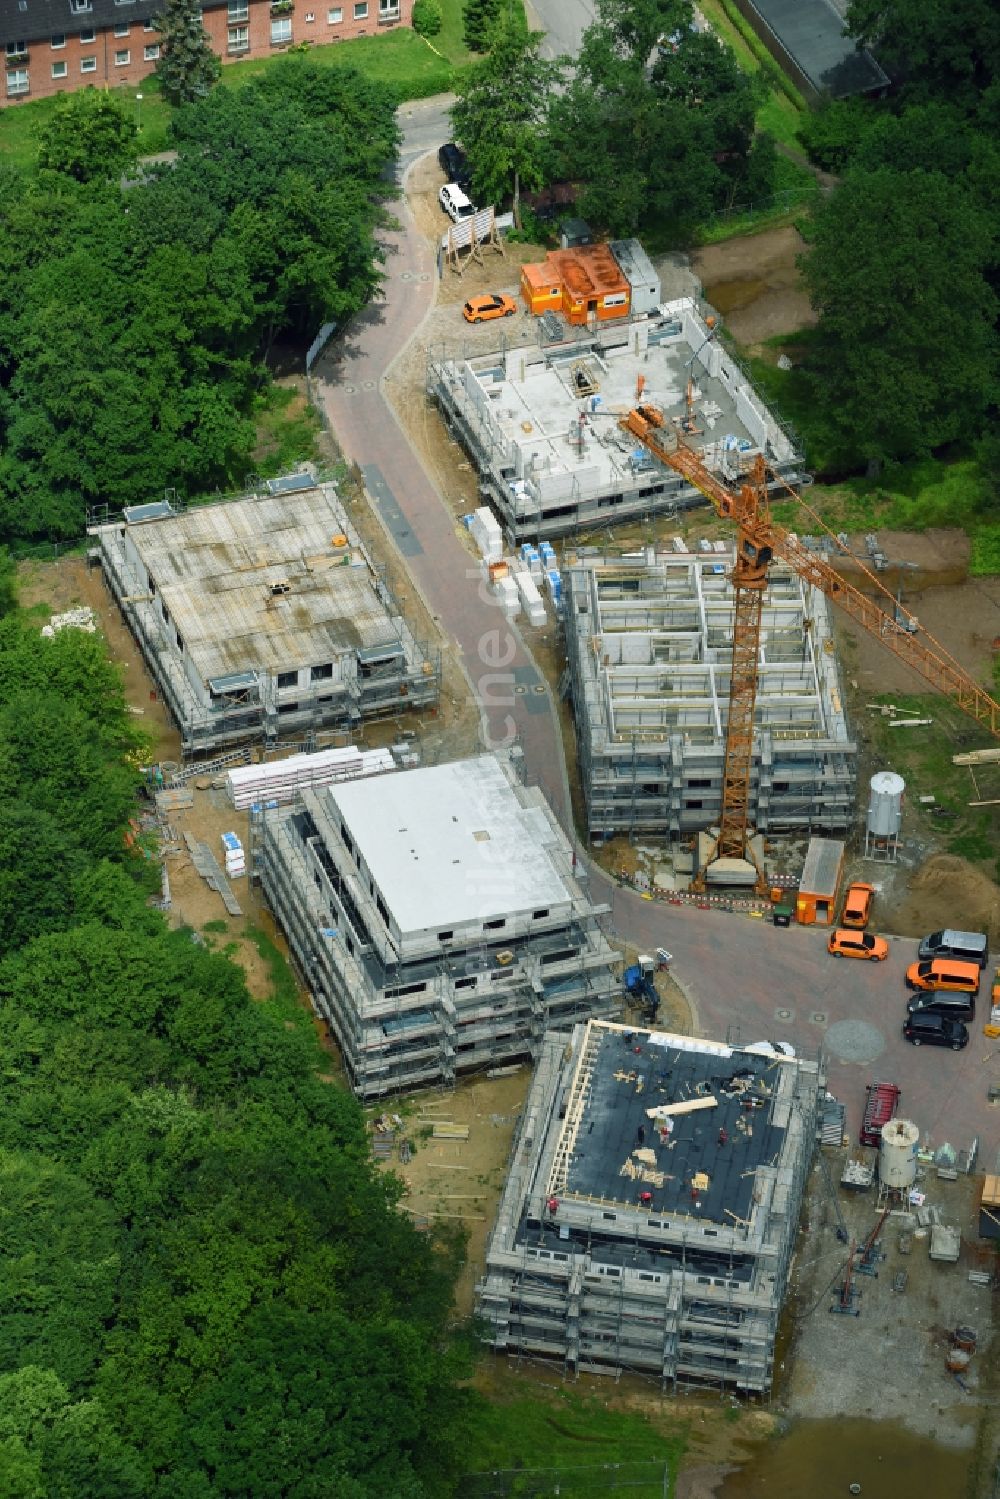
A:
[258, 753, 622, 1100]
[563, 544, 856, 843]
[477, 1018, 822, 1394]
[90, 475, 439, 755]
[426, 293, 802, 543]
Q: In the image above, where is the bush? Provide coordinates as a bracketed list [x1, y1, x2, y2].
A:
[412, 0, 442, 37]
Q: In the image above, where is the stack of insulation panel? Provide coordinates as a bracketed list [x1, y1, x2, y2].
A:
[495, 575, 520, 619]
[513, 567, 546, 626]
[222, 831, 246, 879]
[470, 506, 503, 562]
[225, 746, 395, 809]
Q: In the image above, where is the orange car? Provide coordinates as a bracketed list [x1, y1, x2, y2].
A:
[462, 293, 517, 324]
[828, 928, 888, 961]
[841, 881, 875, 929]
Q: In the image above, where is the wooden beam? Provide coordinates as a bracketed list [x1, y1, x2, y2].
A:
[646, 1096, 717, 1120]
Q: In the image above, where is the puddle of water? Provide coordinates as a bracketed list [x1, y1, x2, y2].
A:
[717, 1417, 973, 1498]
[700, 278, 768, 314]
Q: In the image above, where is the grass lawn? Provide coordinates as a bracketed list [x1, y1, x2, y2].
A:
[252, 381, 323, 477]
[854, 693, 1000, 875]
[0, 0, 473, 171]
[698, 0, 806, 150]
[460, 1384, 686, 1498]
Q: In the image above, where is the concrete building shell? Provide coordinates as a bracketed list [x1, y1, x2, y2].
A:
[91, 478, 438, 757]
[564, 547, 856, 843]
[259, 755, 622, 1099]
[426, 297, 803, 544]
[477, 1019, 823, 1393]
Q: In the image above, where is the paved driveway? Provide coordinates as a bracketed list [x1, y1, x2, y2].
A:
[610, 890, 993, 1152]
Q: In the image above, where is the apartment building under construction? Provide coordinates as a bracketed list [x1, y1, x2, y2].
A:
[259, 754, 621, 1099]
[91, 476, 438, 757]
[563, 545, 856, 843]
[477, 1018, 823, 1393]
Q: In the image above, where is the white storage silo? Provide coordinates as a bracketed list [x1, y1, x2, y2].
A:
[880, 1117, 919, 1191]
[865, 770, 905, 860]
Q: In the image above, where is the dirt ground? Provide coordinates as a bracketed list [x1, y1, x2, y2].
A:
[691, 226, 816, 348]
[371, 1068, 532, 1316]
[837, 572, 1000, 700]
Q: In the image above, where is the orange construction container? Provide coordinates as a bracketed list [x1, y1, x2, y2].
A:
[520, 244, 631, 325]
[795, 837, 845, 926]
[487, 560, 509, 583]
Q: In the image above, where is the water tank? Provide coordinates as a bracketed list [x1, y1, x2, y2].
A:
[867, 771, 905, 838]
[880, 1117, 919, 1190]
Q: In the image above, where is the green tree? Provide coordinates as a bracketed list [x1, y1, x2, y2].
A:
[37, 92, 137, 184]
[462, 0, 501, 52]
[549, 0, 759, 236]
[412, 0, 442, 36]
[845, 0, 1000, 110]
[451, 11, 562, 225]
[801, 167, 999, 472]
[0, 550, 16, 617]
[154, 0, 221, 107]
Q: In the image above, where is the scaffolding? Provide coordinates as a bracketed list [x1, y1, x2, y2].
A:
[90, 480, 440, 759]
[563, 548, 856, 843]
[425, 299, 804, 543]
[477, 1020, 823, 1395]
[258, 758, 622, 1101]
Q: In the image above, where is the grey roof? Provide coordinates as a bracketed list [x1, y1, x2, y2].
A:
[745, 0, 888, 97]
[0, 0, 229, 47]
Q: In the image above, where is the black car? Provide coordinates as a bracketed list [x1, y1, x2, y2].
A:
[438, 142, 469, 187]
[902, 1011, 969, 1050]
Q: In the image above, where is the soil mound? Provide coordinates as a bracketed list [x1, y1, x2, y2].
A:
[893, 853, 1000, 942]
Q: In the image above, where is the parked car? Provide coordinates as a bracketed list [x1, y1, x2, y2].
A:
[904, 958, 980, 994]
[438, 141, 469, 185]
[463, 293, 517, 324]
[439, 183, 475, 222]
[903, 1011, 969, 1050]
[841, 881, 875, 928]
[827, 928, 888, 961]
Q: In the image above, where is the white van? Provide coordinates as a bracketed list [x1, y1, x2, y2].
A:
[439, 183, 475, 222]
[916, 929, 988, 969]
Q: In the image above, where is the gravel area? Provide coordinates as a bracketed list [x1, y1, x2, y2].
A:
[780, 1150, 994, 1452]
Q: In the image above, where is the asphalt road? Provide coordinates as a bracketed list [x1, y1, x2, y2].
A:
[314, 107, 996, 1158]
[525, 0, 596, 59]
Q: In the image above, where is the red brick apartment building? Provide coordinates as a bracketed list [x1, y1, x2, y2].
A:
[1, 0, 411, 106]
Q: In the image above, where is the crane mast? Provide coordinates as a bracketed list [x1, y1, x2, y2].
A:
[619, 404, 1000, 890]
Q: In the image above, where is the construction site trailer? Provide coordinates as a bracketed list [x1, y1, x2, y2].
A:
[795, 837, 845, 925]
[609, 238, 662, 316]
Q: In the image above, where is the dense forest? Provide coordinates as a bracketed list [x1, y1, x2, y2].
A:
[0, 588, 473, 1495]
[0, 59, 397, 545]
[793, 0, 1000, 482]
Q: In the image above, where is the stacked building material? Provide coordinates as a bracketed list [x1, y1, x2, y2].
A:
[495, 575, 520, 619]
[544, 568, 563, 607]
[470, 506, 503, 562]
[519, 543, 544, 579]
[225, 746, 395, 809]
[222, 832, 246, 879]
[513, 568, 546, 626]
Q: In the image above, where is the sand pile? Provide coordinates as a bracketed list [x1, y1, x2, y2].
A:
[893, 853, 1000, 942]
